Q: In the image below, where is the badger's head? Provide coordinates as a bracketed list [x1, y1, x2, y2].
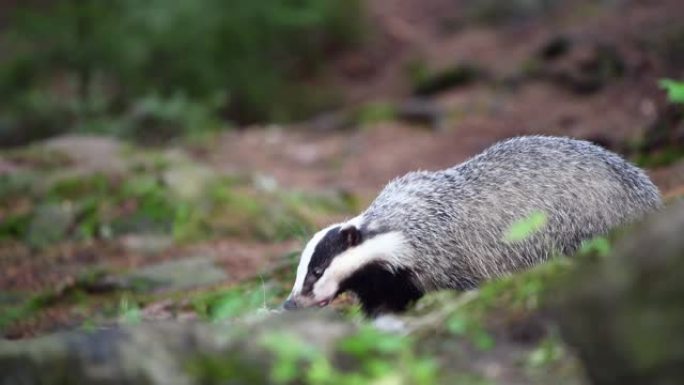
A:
[282, 218, 410, 311]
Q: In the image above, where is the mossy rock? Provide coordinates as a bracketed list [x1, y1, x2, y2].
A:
[552, 201, 684, 385]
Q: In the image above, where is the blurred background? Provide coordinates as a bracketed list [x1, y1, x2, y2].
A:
[1, 0, 683, 339]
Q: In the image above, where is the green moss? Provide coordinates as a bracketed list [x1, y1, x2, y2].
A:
[526, 335, 569, 372]
[207, 186, 356, 242]
[187, 351, 269, 384]
[191, 283, 273, 322]
[0, 292, 54, 331]
[1, 146, 72, 170]
[1, 152, 361, 246]
[407, 257, 577, 357]
[354, 102, 397, 126]
[0, 171, 42, 201]
[0, 211, 31, 241]
[635, 147, 684, 168]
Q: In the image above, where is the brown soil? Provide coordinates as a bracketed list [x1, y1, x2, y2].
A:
[212, 0, 684, 197]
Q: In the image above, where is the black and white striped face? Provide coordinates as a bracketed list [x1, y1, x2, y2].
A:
[283, 216, 411, 312]
[283, 223, 362, 309]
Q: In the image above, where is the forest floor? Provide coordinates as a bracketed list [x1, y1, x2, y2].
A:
[1, 0, 684, 343]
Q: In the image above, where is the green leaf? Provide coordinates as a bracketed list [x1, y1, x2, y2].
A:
[409, 358, 438, 385]
[579, 236, 611, 257]
[446, 314, 469, 335]
[259, 332, 319, 384]
[659, 79, 684, 104]
[504, 211, 548, 243]
[259, 332, 318, 361]
[271, 358, 298, 384]
[472, 329, 495, 351]
[306, 356, 335, 384]
[118, 296, 141, 324]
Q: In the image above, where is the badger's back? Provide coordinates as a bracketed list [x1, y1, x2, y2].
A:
[362, 136, 661, 290]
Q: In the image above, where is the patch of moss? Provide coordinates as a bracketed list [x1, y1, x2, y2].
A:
[0, 172, 42, 202]
[353, 102, 397, 126]
[191, 283, 274, 322]
[1, 150, 360, 246]
[0, 211, 31, 242]
[635, 147, 684, 168]
[1, 147, 72, 170]
[187, 351, 270, 385]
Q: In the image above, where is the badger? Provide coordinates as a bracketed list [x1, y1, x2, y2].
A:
[283, 136, 661, 315]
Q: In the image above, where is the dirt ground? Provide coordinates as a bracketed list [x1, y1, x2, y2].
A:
[212, 0, 684, 194]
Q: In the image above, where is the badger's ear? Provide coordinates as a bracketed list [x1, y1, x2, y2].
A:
[340, 225, 362, 247]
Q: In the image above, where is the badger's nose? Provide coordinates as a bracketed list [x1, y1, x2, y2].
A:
[282, 298, 298, 311]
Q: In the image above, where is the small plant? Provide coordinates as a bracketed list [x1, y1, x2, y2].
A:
[446, 313, 495, 351]
[118, 296, 141, 324]
[660, 79, 684, 104]
[578, 236, 611, 257]
[526, 335, 566, 368]
[193, 283, 272, 322]
[259, 332, 320, 384]
[354, 102, 397, 125]
[336, 326, 439, 385]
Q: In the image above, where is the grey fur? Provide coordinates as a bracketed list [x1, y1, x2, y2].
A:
[359, 136, 661, 291]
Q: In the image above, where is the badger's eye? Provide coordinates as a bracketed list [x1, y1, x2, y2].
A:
[312, 268, 324, 278]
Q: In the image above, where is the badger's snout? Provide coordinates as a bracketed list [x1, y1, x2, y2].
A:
[282, 294, 333, 311]
[282, 298, 298, 310]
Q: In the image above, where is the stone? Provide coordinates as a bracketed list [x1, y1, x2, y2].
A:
[25, 203, 76, 248]
[162, 163, 214, 202]
[552, 201, 684, 385]
[123, 256, 228, 292]
[0, 312, 349, 385]
[42, 135, 126, 175]
[121, 235, 174, 255]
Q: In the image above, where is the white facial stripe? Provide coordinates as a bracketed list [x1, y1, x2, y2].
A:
[312, 231, 407, 300]
[291, 224, 338, 295]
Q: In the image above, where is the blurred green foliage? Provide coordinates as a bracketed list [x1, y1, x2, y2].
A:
[193, 283, 271, 322]
[0, 0, 363, 145]
[252, 326, 438, 385]
[0, 150, 356, 248]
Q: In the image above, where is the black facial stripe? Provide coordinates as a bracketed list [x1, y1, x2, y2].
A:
[302, 226, 348, 294]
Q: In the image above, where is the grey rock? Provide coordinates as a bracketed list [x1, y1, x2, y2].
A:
[162, 163, 214, 202]
[42, 135, 126, 175]
[25, 203, 76, 248]
[120, 235, 174, 255]
[0, 312, 350, 385]
[123, 257, 228, 292]
[0, 287, 590, 385]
